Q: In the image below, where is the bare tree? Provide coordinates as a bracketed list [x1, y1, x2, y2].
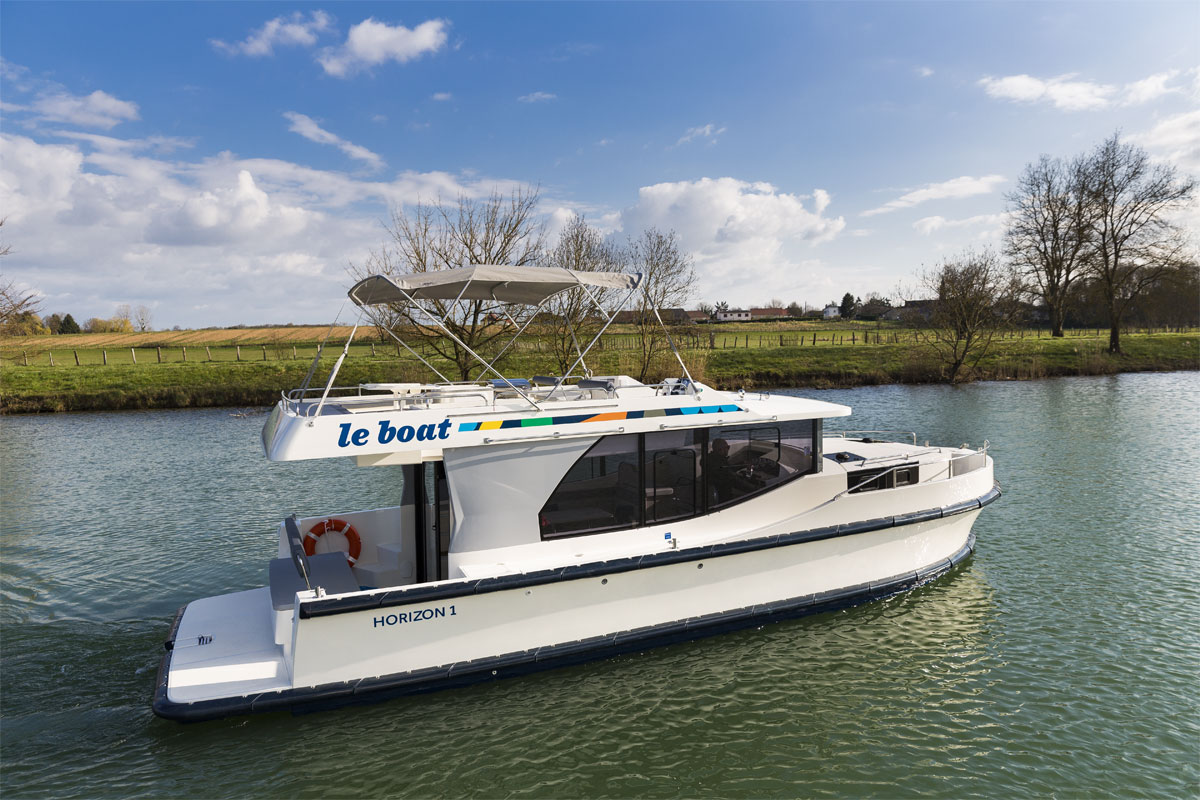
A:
[919, 248, 1021, 383]
[540, 214, 626, 375]
[0, 278, 41, 327]
[134, 305, 153, 332]
[349, 188, 546, 380]
[1083, 133, 1196, 353]
[629, 228, 696, 382]
[1005, 154, 1095, 337]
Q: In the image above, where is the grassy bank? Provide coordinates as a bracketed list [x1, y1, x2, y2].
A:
[709, 331, 1200, 388]
[1, 330, 1196, 414]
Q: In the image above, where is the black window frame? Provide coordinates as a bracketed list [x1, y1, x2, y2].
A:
[847, 462, 919, 494]
[539, 419, 822, 540]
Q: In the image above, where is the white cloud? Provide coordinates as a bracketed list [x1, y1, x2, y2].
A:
[29, 90, 139, 129]
[676, 123, 726, 146]
[979, 73, 1115, 111]
[431, 92, 452, 101]
[283, 111, 383, 170]
[146, 170, 315, 246]
[0, 131, 532, 327]
[211, 11, 333, 57]
[318, 18, 448, 77]
[917, 66, 934, 78]
[618, 177, 845, 302]
[517, 91, 557, 103]
[979, 69, 1189, 111]
[862, 175, 1006, 217]
[1131, 109, 1200, 174]
[913, 213, 1007, 236]
[1122, 70, 1182, 105]
[50, 130, 193, 154]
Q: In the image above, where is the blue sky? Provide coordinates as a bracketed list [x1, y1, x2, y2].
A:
[2, 1, 1197, 328]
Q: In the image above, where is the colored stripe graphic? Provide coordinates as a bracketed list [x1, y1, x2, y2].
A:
[457, 404, 743, 433]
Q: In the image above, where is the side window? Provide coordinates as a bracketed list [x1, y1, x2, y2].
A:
[709, 420, 816, 509]
[539, 434, 640, 538]
[644, 430, 701, 524]
[541, 420, 822, 538]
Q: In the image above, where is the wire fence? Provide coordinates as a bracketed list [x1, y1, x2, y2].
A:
[2, 326, 1196, 368]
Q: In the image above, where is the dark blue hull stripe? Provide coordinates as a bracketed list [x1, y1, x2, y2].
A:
[296, 483, 1000, 619]
[152, 493, 991, 723]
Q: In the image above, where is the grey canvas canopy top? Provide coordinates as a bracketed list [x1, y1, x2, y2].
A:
[348, 265, 642, 306]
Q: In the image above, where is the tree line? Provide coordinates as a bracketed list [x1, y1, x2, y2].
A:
[885, 132, 1195, 382]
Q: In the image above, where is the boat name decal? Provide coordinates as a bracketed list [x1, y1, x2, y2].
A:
[373, 604, 456, 628]
[456, 404, 744, 433]
[337, 419, 453, 448]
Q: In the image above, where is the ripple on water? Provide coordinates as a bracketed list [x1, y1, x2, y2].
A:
[2, 374, 1199, 798]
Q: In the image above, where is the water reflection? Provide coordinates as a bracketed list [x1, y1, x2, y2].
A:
[2, 373, 1198, 799]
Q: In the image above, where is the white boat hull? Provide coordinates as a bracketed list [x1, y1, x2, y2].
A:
[153, 484, 996, 721]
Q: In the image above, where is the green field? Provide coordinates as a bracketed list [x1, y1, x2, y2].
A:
[2, 325, 1196, 413]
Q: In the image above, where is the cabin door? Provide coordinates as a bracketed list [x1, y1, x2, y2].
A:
[415, 461, 450, 583]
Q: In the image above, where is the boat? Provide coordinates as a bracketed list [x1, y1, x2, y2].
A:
[152, 264, 999, 722]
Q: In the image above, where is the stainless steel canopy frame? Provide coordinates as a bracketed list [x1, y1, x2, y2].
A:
[295, 264, 707, 412]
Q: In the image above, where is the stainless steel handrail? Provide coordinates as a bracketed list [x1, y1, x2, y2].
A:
[831, 430, 918, 445]
[834, 441, 989, 499]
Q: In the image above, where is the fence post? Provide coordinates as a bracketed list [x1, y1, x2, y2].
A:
[206, 346, 211, 361]
[293, 345, 297, 360]
[102, 350, 107, 365]
[22, 351, 27, 366]
[182, 347, 186, 362]
[74, 350, 80, 366]
[262, 345, 267, 361]
[371, 342, 376, 357]
[236, 345, 241, 362]
[49, 351, 55, 367]
[812, 333, 816, 346]
[131, 348, 137, 365]
[157, 346, 162, 363]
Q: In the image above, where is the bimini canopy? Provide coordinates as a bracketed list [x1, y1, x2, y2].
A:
[348, 265, 642, 307]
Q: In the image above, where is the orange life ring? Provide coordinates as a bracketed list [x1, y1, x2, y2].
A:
[303, 518, 361, 566]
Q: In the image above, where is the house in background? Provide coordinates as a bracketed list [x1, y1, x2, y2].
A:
[822, 304, 840, 319]
[716, 308, 751, 322]
[881, 299, 937, 322]
[750, 307, 787, 320]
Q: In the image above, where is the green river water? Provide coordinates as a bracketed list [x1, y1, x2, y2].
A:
[2, 372, 1197, 798]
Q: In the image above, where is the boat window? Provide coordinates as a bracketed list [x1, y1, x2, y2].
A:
[644, 430, 702, 525]
[709, 420, 816, 510]
[847, 463, 918, 493]
[539, 433, 641, 538]
[540, 420, 820, 539]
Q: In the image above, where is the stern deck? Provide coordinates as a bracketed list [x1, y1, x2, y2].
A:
[166, 588, 290, 704]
